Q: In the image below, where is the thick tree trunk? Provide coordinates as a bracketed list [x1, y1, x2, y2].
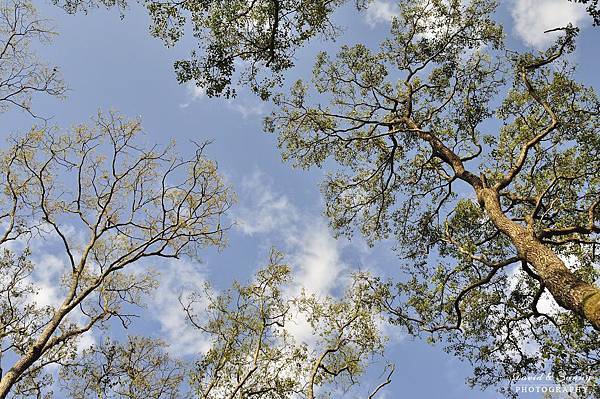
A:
[477, 188, 600, 331]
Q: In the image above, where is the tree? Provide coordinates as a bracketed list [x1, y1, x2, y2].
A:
[0, 2, 393, 397]
[0, 0, 65, 119]
[0, 112, 390, 399]
[0, 111, 232, 399]
[53, 0, 367, 99]
[266, 0, 599, 395]
[60, 336, 186, 399]
[175, 250, 391, 399]
[14, 0, 599, 396]
[58, 251, 393, 399]
[52, 0, 597, 100]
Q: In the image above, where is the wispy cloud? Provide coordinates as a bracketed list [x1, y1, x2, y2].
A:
[233, 169, 352, 344]
[233, 168, 403, 350]
[284, 225, 347, 345]
[365, 0, 399, 27]
[226, 99, 264, 118]
[510, 0, 589, 48]
[179, 82, 206, 108]
[27, 247, 99, 352]
[288, 227, 344, 297]
[234, 169, 299, 236]
[30, 253, 65, 309]
[179, 81, 264, 118]
[145, 258, 212, 357]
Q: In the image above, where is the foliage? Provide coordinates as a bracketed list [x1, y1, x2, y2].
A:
[61, 336, 186, 399]
[2, 0, 599, 397]
[56, 251, 392, 399]
[0, 111, 233, 398]
[0, 0, 65, 119]
[51, 0, 599, 99]
[267, 0, 600, 396]
[53, 0, 370, 99]
[183, 249, 392, 399]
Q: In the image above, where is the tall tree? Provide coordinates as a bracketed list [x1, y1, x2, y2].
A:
[0, 111, 232, 399]
[266, 0, 599, 395]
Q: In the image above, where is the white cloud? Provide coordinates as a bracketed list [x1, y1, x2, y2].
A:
[506, 265, 562, 317]
[365, 0, 399, 27]
[226, 99, 264, 118]
[536, 290, 562, 315]
[179, 82, 206, 108]
[4, 223, 209, 356]
[28, 250, 98, 352]
[179, 80, 263, 118]
[233, 168, 399, 352]
[234, 169, 299, 235]
[288, 226, 344, 297]
[234, 169, 349, 344]
[234, 170, 344, 297]
[502, 264, 567, 360]
[76, 330, 97, 352]
[284, 225, 347, 345]
[146, 259, 212, 357]
[510, 0, 589, 48]
[30, 253, 66, 309]
[236, 170, 344, 287]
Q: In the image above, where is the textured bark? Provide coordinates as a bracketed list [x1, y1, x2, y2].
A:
[477, 187, 600, 331]
[410, 113, 600, 331]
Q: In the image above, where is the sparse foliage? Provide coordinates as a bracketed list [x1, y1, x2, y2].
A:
[0, 0, 65, 119]
[0, 111, 232, 399]
[183, 249, 392, 399]
[61, 336, 186, 399]
[56, 251, 393, 399]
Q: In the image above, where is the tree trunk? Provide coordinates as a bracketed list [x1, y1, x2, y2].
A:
[0, 309, 66, 399]
[477, 188, 600, 331]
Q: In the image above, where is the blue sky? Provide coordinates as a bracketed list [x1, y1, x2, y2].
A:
[2, 0, 599, 398]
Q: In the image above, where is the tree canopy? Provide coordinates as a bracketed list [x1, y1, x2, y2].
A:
[266, 0, 600, 395]
[0, 110, 233, 398]
[181, 250, 391, 399]
[52, 0, 599, 100]
[0, 0, 598, 398]
[54, 0, 368, 99]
